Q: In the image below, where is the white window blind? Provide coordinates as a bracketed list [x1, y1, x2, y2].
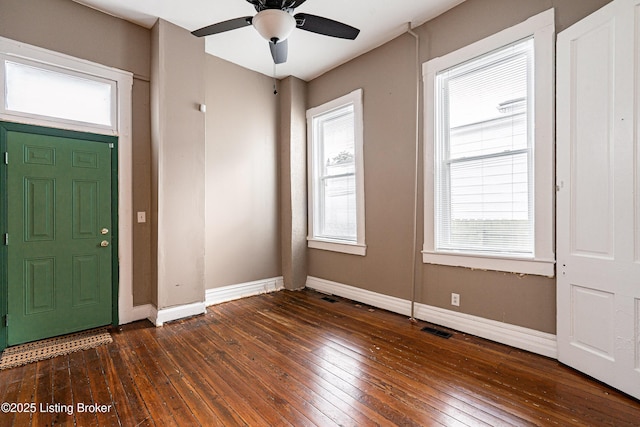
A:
[435, 37, 534, 256]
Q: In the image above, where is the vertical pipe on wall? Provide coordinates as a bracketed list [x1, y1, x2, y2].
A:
[407, 23, 420, 321]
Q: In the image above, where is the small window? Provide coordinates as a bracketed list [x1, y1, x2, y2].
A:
[423, 9, 555, 276]
[2, 59, 115, 128]
[307, 89, 366, 256]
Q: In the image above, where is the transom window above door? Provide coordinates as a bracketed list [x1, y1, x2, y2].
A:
[0, 56, 117, 133]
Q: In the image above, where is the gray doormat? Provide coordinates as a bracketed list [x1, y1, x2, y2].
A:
[0, 327, 112, 370]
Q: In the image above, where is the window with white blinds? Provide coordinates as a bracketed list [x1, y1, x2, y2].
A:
[423, 9, 556, 276]
[435, 38, 534, 256]
[307, 89, 366, 256]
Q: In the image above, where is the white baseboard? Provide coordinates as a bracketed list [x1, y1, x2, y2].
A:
[413, 303, 557, 358]
[306, 276, 557, 359]
[206, 276, 285, 306]
[117, 276, 285, 328]
[307, 276, 412, 316]
[151, 302, 207, 327]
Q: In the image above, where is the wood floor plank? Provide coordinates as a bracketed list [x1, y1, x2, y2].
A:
[0, 288, 639, 426]
[228, 293, 525, 426]
[202, 312, 368, 427]
[30, 358, 53, 427]
[176, 319, 313, 426]
[119, 324, 199, 426]
[271, 290, 616, 425]
[0, 361, 26, 426]
[137, 327, 226, 426]
[215, 297, 463, 426]
[209, 307, 392, 427]
[110, 325, 180, 426]
[83, 347, 120, 427]
[68, 351, 99, 427]
[101, 332, 154, 426]
[157, 319, 280, 426]
[212, 300, 448, 425]
[2, 363, 36, 427]
[50, 355, 74, 426]
[275, 293, 553, 424]
[199, 329, 333, 426]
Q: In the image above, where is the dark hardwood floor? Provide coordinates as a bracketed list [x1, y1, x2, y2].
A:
[0, 288, 639, 426]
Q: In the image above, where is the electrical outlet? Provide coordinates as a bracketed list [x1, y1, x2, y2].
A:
[451, 293, 460, 307]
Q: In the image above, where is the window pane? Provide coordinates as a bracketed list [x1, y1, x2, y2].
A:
[313, 103, 357, 242]
[449, 112, 527, 160]
[450, 153, 529, 221]
[320, 174, 357, 240]
[5, 61, 113, 126]
[442, 38, 533, 159]
[438, 153, 532, 253]
[319, 106, 355, 177]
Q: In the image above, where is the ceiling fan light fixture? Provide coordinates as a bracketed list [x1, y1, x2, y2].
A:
[252, 9, 296, 42]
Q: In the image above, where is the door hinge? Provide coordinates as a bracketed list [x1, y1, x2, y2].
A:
[3, 315, 7, 327]
[3, 233, 7, 246]
[108, 143, 114, 149]
[3, 152, 7, 165]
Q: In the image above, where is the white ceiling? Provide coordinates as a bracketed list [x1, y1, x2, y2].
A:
[72, 0, 465, 81]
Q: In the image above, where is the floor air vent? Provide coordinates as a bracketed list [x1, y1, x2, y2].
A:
[421, 326, 452, 339]
[321, 296, 338, 303]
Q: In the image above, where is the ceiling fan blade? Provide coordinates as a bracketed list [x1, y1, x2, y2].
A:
[269, 39, 288, 64]
[294, 13, 360, 40]
[285, 0, 309, 8]
[192, 17, 253, 37]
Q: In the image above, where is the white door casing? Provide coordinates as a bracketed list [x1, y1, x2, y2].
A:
[556, 0, 640, 400]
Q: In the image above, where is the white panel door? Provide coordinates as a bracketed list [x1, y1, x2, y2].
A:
[557, 0, 640, 400]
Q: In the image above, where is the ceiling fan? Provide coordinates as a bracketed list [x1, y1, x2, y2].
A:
[191, 0, 360, 64]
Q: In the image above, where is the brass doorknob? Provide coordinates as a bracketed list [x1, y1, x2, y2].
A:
[100, 240, 109, 247]
[101, 228, 109, 235]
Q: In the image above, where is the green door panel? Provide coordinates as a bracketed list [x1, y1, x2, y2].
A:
[6, 127, 113, 345]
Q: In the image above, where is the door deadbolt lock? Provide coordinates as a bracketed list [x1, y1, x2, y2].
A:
[100, 240, 109, 247]
[101, 228, 109, 235]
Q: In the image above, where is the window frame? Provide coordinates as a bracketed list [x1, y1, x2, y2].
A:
[423, 9, 555, 276]
[0, 44, 123, 137]
[307, 88, 366, 256]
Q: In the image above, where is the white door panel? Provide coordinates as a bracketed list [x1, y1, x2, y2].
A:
[567, 7, 615, 259]
[557, 0, 640, 400]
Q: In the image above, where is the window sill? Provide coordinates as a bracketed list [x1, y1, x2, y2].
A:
[422, 251, 555, 277]
[308, 238, 367, 256]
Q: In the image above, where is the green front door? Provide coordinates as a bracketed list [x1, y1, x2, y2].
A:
[3, 123, 115, 346]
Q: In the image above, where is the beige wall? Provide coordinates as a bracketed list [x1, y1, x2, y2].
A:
[204, 55, 281, 288]
[151, 20, 206, 308]
[0, 0, 153, 306]
[307, 0, 613, 334]
[279, 77, 308, 290]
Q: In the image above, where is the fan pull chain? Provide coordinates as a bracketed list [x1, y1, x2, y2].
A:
[273, 62, 278, 95]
